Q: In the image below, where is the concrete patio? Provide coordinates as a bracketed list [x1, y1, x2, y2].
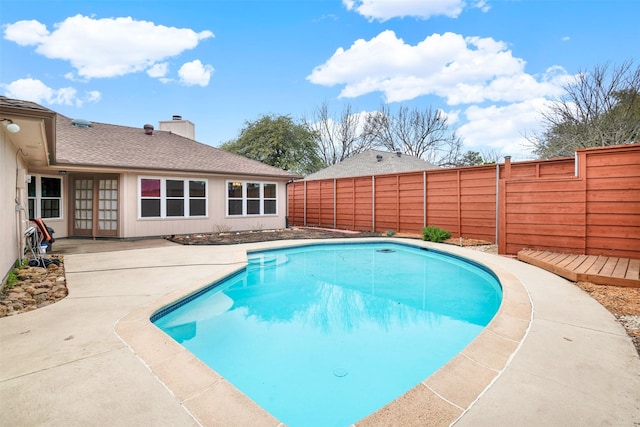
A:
[1, 237, 639, 426]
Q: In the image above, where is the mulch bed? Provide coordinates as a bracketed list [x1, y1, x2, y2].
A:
[167, 227, 382, 245]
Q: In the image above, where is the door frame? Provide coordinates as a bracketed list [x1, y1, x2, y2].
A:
[68, 173, 121, 238]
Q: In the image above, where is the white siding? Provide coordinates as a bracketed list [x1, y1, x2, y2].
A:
[119, 172, 289, 238]
[1, 133, 27, 279]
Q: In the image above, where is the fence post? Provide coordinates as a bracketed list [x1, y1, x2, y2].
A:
[504, 156, 512, 178]
[577, 151, 588, 253]
[457, 170, 462, 238]
[423, 170, 427, 229]
[303, 180, 307, 226]
[352, 178, 356, 230]
[371, 176, 375, 232]
[333, 178, 337, 229]
[498, 178, 507, 254]
[498, 156, 510, 254]
[495, 163, 499, 244]
[396, 175, 400, 232]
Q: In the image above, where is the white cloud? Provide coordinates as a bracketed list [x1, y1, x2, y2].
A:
[343, 0, 466, 21]
[147, 62, 169, 78]
[456, 98, 553, 159]
[53, 87, 78, 105]
[86, 90, 102, 103]
[3, 15, 214, 79]
[308, 31, 577, 158]
[3, 78, 55, 104]
[178, 60, 214, 86]
[472, 0, 490, 13]
[308, 31, 570, 105]
[3, 20, 49, 45]
[2, 78, 100, 107]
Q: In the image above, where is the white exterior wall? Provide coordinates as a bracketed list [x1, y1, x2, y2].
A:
[118, 172, 289, 238]
[1, 133, 27, 279]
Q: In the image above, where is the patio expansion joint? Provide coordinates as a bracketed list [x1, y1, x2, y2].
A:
[0, 348, 118, 383]
[504, 364, 622, 402]
[535, 315, 629, 337]
[67, 294, 153, 299]
[65, 261, 247, 275]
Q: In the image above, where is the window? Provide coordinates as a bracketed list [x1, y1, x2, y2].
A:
[226, 181, 278, 216]
[139, 177, 207, 218]
[28, 175, 62, 219]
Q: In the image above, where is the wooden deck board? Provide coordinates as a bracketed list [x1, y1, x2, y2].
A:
[611, 258, 629, 279]
[627, 259, 640, 280]
[556, 254, 580, 269]
[536, 252, 555, 262]
[599, 257, 619, 277]
[565, 255, 592, 272]
[585, 256, 608, 275]
[573, 255, 598, 274]
[517, 250, 640, 288]
[546, 252, 566, 262]
[547, 253, 571, 265]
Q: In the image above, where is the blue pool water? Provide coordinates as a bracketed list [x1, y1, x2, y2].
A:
[153, 242, 502, 426]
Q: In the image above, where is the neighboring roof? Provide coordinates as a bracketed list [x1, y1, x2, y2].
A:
[54, 114, 298, 179]
[304, 149, 439, 180]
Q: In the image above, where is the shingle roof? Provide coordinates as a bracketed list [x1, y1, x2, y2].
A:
[0, 96, 56, 114]
[55, 114, 298, 179]
[304, 149, 439, 180]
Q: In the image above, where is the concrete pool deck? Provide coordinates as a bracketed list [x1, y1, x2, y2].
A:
[1, 238, 639, 426]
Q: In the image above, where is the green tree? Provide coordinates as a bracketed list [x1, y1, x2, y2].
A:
[457, 150, 484, 166]
[221, 115, 324, 175]
[531, 60, 640, 159]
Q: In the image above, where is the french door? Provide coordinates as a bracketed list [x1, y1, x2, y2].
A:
[72, 175, 119, 237]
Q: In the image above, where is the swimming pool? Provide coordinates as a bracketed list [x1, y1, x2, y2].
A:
[153, 242, 502, 426]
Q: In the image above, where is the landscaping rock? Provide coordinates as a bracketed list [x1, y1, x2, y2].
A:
[0, 255, 66, 317]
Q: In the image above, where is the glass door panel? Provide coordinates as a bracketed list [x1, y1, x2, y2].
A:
[72, 176, 118, 237]
[74, 178, 93, 234]
[98, 179, 118, 231]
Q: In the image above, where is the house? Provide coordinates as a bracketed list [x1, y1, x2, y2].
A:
[1, 96, 298, 280]
[304, 149, 438, 181]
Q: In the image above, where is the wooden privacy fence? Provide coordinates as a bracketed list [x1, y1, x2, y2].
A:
[287, 144, 640, 258]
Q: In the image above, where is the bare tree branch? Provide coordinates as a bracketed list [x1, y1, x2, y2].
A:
[307, 101, 373, 166]
[363, 104, 462, 166]
[531, 60, 640, 158]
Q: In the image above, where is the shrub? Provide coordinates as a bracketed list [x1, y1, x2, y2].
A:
[422, 225, 451, 243]
[385, 230, 396, 237]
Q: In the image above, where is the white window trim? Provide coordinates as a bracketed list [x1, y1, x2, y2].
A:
[226, 180, 278, 217]
[138, 176, 208, 219]
[28, 174, 63, 220]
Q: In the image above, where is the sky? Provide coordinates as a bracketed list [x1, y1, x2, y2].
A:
[1, 0, 638, 160]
